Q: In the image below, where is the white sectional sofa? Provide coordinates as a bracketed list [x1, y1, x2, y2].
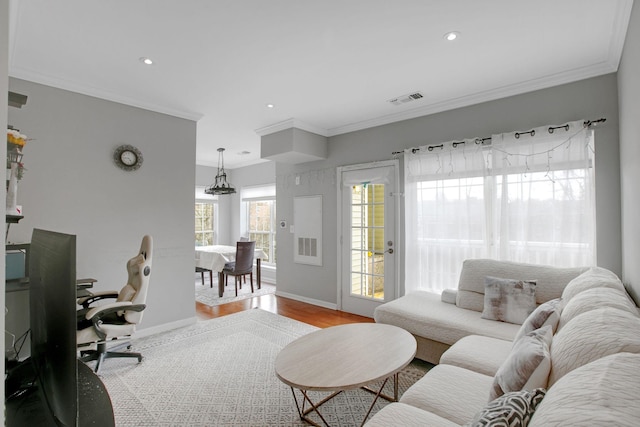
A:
[374, 259, 588, 364]
[366, 262, 640, 426]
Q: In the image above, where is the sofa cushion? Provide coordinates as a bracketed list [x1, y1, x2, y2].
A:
[490, 326, 552, 400]
[481, 276, 537, 325]
[558, 287, 639, 330]
[400, 364, 494, 425]
[466, 388, 546, 427]
[441, 288, 457, 304]
[548, 307, 640, 386]
[561, 266, 625, 302]
[374, 291, 520, 347]
[513, 298, 563, 343]
[440, 335, 513, 376]
[364, 403, 459, 427]
[530, 353, 640, 427]
[456, 259, 586, 312]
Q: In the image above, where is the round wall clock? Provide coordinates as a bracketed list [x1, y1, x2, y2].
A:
[114, 144, 143, 171]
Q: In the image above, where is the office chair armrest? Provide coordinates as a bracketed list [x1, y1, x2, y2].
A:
[77, 291, 120, 308]
[84, 301, 145, 321]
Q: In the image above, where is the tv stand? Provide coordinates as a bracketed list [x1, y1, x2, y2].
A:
[6, 360, 115, 426]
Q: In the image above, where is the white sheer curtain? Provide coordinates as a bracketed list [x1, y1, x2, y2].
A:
[405, 138, 489, 294]
[490, 120, 595, 266]
[404, 120, 595, 295]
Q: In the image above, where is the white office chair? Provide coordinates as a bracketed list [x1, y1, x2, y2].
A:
[77, 235, 153, 372]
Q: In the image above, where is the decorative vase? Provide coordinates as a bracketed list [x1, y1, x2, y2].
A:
[6, 161, 20, 216]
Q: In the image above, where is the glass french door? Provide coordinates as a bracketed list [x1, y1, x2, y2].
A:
[338, 161, 398, 317]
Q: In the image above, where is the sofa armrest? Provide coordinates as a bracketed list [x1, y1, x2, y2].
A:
[441, 289, 457, 304]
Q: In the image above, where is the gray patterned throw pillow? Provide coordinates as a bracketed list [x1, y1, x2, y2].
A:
[482, 276, 537, 325]
[466, 388, 546, 427]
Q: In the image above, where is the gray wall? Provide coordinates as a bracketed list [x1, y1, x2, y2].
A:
[7, 78, 197, 336]
[275, 161, 338, 305]
[619, 1, 640, 304]
[275, 73, 622, 306]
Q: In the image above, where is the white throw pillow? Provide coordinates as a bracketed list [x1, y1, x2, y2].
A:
[513, 298, 563, 344]
[491, 326, 552, 400]
[481, 276, 537, 325]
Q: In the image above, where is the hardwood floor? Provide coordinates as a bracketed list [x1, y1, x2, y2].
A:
[196, 292, 374, 328]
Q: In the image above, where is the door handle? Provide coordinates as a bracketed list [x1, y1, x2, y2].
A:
[373, 248, 394, 255]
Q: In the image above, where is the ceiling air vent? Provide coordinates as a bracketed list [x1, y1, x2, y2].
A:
[388, 91, 424, 106]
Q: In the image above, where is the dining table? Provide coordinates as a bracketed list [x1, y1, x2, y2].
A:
[195, 245, 267, 297]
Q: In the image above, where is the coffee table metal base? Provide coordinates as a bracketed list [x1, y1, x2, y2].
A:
[290, 373, 399, 427]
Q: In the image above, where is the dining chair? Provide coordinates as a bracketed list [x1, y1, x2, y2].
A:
[226, 237, 250, 286]
[196, 266, 213, 287]
[223, 241, 256, 296]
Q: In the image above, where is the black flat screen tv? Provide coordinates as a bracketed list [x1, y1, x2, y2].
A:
[27, 228, 78, 426]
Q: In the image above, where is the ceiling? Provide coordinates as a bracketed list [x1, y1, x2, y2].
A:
[7, 0, 634, 169]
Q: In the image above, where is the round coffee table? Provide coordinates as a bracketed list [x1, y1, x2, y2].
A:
[275, 323, 416, 427]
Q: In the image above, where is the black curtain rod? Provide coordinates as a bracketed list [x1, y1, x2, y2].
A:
[393, 118, 606, 156]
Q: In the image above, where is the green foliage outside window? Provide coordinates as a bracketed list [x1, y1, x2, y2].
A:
[195, 202, 215, 246]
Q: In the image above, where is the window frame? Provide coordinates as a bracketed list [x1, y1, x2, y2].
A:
[195, 186, 218, 247]
[241, 184, 276, 266]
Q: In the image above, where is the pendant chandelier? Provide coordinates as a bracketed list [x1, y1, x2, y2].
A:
[205, 148, 236, 195]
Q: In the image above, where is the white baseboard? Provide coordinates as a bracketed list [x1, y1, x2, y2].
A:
[135, 316, 197, 339]
[258, 266, 276, 284]
[274, 290, 337, 310]
[260, 276, 276, 285]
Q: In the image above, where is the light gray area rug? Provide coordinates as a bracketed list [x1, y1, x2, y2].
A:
[195, 277, 276, 306]
[97, 309, 429, 426]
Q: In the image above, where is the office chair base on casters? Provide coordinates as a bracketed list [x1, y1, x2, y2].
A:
[80, 341, 143, 373]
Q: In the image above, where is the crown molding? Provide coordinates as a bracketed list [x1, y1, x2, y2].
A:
[327, 61, 618, 137]
[255, 118, 328, 137]
[8, 66, 204, 121]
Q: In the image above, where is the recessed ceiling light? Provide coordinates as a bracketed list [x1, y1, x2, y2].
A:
[266, 103, 275, 109]
[139, 57, 154, 65]
[238, 150, 251, 155]
[444, 31, 460, 41]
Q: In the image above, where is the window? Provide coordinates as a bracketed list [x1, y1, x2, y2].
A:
[195, 202, 216, 246]
[242, 185, 276, 264]
[195, 187, 218, 246]
[350, 184, 385, 300]
[405, 120, 595, 294]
